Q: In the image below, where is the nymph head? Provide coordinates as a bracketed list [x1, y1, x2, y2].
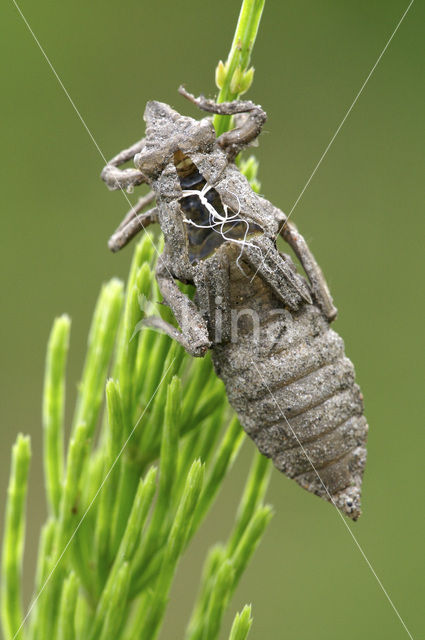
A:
[133, 101, 216, 180]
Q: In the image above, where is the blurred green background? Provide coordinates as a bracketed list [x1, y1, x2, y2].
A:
[1, 0, 423, 638]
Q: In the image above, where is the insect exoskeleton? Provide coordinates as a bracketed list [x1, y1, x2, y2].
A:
[101, 87, 368, 520]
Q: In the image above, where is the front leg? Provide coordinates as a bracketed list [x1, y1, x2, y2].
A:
[101, 138, 147, 191]
[178, 86, 266, 159]
[145, 255, 211, 357]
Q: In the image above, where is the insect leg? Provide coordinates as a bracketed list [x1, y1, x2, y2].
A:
[108, 206, 158, 253]
[178, 86, 266, 157]
[280, 220, 338, 321]
[243, 236, 312, 310]
[108, 190, 156, 252]
[144, 255, 211, 357]
[101, 138, 147, 191]
[115, 191, 156, 232]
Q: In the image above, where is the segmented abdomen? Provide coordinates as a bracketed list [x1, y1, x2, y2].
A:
[212, 262, 368, 520]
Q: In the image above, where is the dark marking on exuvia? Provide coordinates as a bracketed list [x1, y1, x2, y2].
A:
[174, 151, 261, 264]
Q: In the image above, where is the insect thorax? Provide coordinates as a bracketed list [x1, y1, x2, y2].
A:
[173, 151, 261, 264]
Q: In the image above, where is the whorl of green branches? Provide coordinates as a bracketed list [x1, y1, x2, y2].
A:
[1, 1, 270, 638]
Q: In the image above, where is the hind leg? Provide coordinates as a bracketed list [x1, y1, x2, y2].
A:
[243, 236, 312, 310]
[280, 220, 337, 321]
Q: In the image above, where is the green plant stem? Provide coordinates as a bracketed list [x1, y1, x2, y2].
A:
[189, 416, 245, 538]
[1, 435, 31, 640]
[57, 572, 79, 640]
[203, 559, 235, 640]
[43, 315, 70, 517]
[98, 563, 131, 640]
[95, 380, 126, 581]
[227, 452, 271, 555]
[142, 460, 204, 640]
[214, 0, 265, 135]
[72, 279, 124, 438]
[228, 605, 253, 640]
[90, 468, 157, 640]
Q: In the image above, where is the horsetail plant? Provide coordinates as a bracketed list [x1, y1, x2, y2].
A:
[1, 233, 272, 640]
[1, 2, 272, 638]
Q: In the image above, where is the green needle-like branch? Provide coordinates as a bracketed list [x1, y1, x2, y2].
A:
[57, 572, 78, 640]
[228, 605, 253, 640]
[143, 460, 205, 640]
[1, 435, 31, 640]
[43, 315, 70, 517]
